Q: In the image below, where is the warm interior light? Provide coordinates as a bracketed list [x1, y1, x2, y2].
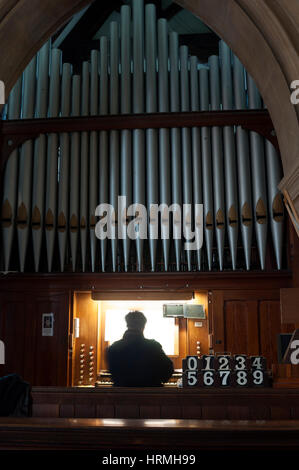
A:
[99, 300, 182, 356]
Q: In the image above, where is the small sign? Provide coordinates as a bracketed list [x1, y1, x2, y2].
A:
[0, 340, 5, 364]
[42, 313, 54, 336]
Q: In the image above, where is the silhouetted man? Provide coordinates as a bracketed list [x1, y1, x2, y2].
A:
[106, 310, 174, 387]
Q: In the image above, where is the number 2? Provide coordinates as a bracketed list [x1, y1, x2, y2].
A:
[219, 356, 229, 370]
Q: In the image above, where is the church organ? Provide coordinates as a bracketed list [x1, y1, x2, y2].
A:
[0, 0, 296, 394]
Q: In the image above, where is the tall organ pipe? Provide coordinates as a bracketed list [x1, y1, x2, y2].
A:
[247, 73, 268, 270]
[69, 75, 81, 271]
[199, 67, 214, 271]
[57, 63, 72, 272]
[209, 55, 225, 270]
[80, 61, 90, 272]
[145, 4, 158, 272]
[158, 18, 171, 271]
[133, 0, 145, 272]
[89, 50, 99, 272]
[169, 31, 182, 271]
[17, 56, 37, 272]
[2, 77, 22, 271]
[45, 48, 62, 272]
[31, 41, 50, 272]
[232, 54, 252, 270]
[190, 56, 203, 270]
[109, 23, 120, 272]
[219, 41, 238, 270]
[180, 45, 193, 271]
[120, 4, 132, 272]
[99, 37, 109, 271]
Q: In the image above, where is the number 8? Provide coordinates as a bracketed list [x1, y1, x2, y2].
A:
[236, 371, 247, 385]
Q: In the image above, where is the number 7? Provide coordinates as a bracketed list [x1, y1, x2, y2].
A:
[219, 370, 230, 386]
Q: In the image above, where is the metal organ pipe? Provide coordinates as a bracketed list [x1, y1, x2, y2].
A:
[109, 23, 120, 272]
[219, 41, 239, 270]
[199, 66, 214, 271]
[69, 75, 81, 272]
[145, 4, 158, 272]
[89, 49, 99, 272]
[190, 56, 203, 271]
[2, 77, 22, 271]
[80, 61, 90, 272]
[247, 73, 268, 270]
[180, 45, 193, 271]
[120, 4, 132, 272]
[169, 32, 182, 271]
[57, 62, 72, 272]
[208, 55, 225, 271]
[45, 48, 62, 272]
[99, 36, 109, 271]
[158, 18, 171, 272]
[232, 54, 253, 270]
[1, 0, 285, 274]
[265, 135, 284, 270]
[133, 0, 145, 272]
[17, 56, 37, 272]
[32, 41, 50, 272]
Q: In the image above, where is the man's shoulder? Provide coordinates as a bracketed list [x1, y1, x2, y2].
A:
[107, 338, 124, 352]
[144, 338, 163, 349]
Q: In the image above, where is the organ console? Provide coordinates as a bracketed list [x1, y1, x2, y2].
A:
[0, 0, 285, 275]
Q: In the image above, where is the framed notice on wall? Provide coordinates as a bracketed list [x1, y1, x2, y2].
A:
[42, 313, 54, 337]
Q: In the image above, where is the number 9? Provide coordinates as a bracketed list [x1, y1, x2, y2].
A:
[252, 370, 263, 385]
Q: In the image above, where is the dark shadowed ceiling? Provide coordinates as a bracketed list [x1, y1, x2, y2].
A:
[52, 0, 220, 72]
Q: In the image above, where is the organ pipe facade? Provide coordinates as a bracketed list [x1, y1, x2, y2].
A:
[1, 0, 285, 273]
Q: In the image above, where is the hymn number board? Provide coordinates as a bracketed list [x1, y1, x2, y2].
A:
[182, 355, 269, 388]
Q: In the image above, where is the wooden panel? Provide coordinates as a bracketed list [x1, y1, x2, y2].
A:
[0, 294, 26, 379]
[0, 272, 291, 294]
[227, 406, 250, 420]
[4, 416, 299, 451]
[33, 292, 69, 386]
[270, 406, 291, 420]
[139, 405, 161, 418]
[59, 404, 74, 418]
[211, 290, 285, 364]
[0, 291, 69, 386]
[30, 386, 299, 421]
[75, 404, 96, 418]
[187, 291, 209, 357]
[202, 406, 227, 419]
[224, 301, 259, 355]
[259, 300, 282, 366]
[211, 291, 225, 353]
[115, 405, 140, 419]
[31, 404, 59, 417]
[280, 288, 299, 323]
[96, 405, 115, 418]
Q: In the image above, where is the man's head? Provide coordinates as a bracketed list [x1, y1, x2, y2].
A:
[125, 310, 147, 332]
